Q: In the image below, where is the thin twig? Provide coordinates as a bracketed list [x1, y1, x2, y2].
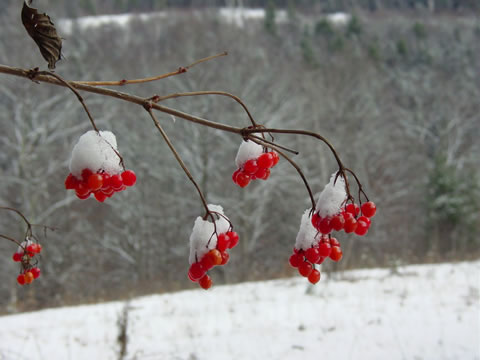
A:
[75, 52, 228, 86]
[0, 234, 22, 247]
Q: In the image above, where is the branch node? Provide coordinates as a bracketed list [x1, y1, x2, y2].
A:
[26, 67, 40, 83]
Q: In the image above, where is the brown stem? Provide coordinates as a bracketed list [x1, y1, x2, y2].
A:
[144, 104, 210, 217]
[75, 52, 228, 86]
[0, 234, 23, 247]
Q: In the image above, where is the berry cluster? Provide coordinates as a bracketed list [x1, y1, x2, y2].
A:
[12, 239, 42, 285]
[232, 151, 279, 188]
[289, 235, 343, 284]
[188, 231, 239, 289]
[311, 201, 377, 237]
[65, 168, 136, 202]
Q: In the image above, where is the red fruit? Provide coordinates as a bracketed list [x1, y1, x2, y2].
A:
[30, 267, 41, 279]
[270, 151, 280, 167]
[226, 231, 239, 249]
[26, 244, 39, 254]
[308, 269, 321, 284]
[24, 272, 34, 284]
[316, 256, 326, 265]
[81, 168, 93, 182]
[188, 271, 198, 282]
[293, 247, 302, 254]
[355, 220, 369, 236]
[357, 216, 371, 227]
[305, 247, 321, 264]
[220, 251, 230, 265]
[216, 233, 230, 252]
[12, 252, 22, 262]
[344, 215, 358, 233]
[94, 192, 107, 203]
[87, 174, 103, 191]
[318, 242, 332, 257]
[102, 187, 115, 196]
[109, 174, 123, 190]
[319, 217, 333, 235]
[330, 246, 343, 262]
[361, 201, 376, 218]
[243, 159, 258, 175]
[289, 253, 304, 268]
[254, 167, 268, 180]
[75, 182, 90, 197]
[257, 153, 274, 169]
[257, 168, 271, 180]
[101, 173, 111, 189]
[64, 173, 78, 190]
[330, 214, 345, 231]
[345, 203, 360, 216]
[118, 185, 127, 192]
[36, 244, 43, 253]
[188, 262, 205, 281]
[76, 191, 91, 200]
[199, 274, 212, 290]
[122, 170, 137, 187]
[235, 172, 250, 188]
[232, 169, 241, 184]
[311, 213, 321, 230]
[200, 254, 215, 271]
[298, 262, 313, 277]
[329, 237, 340, 247]
[206, 249, 222, 266]
[17, 274, 26, 285]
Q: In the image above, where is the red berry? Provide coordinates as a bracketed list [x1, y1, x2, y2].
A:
[216, 233, 230, 252]
[220, 251, 230, 265]
[243, 159, 258, 175]
[343, 214, 358, 233]
[232, 169, 241, 184]
[289, 253, 304, 268]
[122, 170, 137, 187]
[345, 203, 360, 216]
[199, 274, 212, 290]
[26, 244, 37, 254]
[308, 269, 321, 284]
[311, 213, 321, 230]
[102, 187, 115, 196]
[17, 274, 26, 285]
[200, 254, 215, 271]
[188, 271, 198, 282]
[75, 182, 90, 197]
[258, 168, 271, 180]
[94, 192, 107, 203]
[109, 174, 123, 190]
[319, 217, 333, 235]
[329, 237, 340, 247]
[226, 231, 239, 249]
[24, 271, 34, 284]
[330, 246, 343, 261]
[64, 173, 78, 190]
[188, 262, 205, 281]
[101, 173, 111, 189]
[355, 220, 369, 236]
[235, 172, 251, 188]
[305, 247, 321, 264]
[270, 151, 280, 167]
[206, 249, 222, 266]
[81, 168, 93, 182]
[257, 153, 274, 169]
[87, 174, 103, 191]
[298, 262, 313, 277]
[12, 252, 22, 262]
[316, 256, 326, 265]
[357, 216, 371, 227]
[318, 242, 332, 257]
[30, 267, 41, 279]
[76, 191, 91, 200]
[361, 201, 376, 218]
[330, 214, 345, 231]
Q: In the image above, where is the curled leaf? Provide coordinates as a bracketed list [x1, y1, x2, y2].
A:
[21, 1, 62, 70]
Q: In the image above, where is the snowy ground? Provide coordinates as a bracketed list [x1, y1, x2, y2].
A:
[0, 261, 478, 360]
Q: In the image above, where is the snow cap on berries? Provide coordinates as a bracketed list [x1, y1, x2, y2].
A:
[69, 130, 123, 178]
[188, 204, 230, 264]
[235, 140, 263, 168]
[295, 209, 319, 251]
[16, 238, 34, 254]
[315, 173, 347, 217]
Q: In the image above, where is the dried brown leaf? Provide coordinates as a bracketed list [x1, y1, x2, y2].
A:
[21, 1, 62, 70]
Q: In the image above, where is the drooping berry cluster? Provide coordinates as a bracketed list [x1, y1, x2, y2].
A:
[65, 168, 136, 202]
[232, 140, 279, 188]
[311, 201, 377, 237]
[188, 230, 239, 289]
[12, 239, 42, 285]
[289, 235, 343, 284]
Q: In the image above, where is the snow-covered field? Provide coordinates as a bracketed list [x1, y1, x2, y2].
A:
[0, 261, 478, 360]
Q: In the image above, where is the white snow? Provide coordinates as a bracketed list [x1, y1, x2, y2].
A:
[235, 140, 264, 169]
[0, 261, 478, 360]
[326, 12, 352, 26]
[295, 209, 319, 250]
[69, 130, 123, 178]
[315, 172, 347, 217]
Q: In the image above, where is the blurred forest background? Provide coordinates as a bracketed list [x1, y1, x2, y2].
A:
[0, 0, 478, 312]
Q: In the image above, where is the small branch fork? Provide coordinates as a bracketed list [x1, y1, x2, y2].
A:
[0, 55, 367, 216]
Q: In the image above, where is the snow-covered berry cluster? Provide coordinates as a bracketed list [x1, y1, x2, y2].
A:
[12, 238, 42, 285]
[188, 205, 239, 290]
[232, 140, 279, 188]
[290, 173, 377, 284]
[64, 131, 136, 202]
